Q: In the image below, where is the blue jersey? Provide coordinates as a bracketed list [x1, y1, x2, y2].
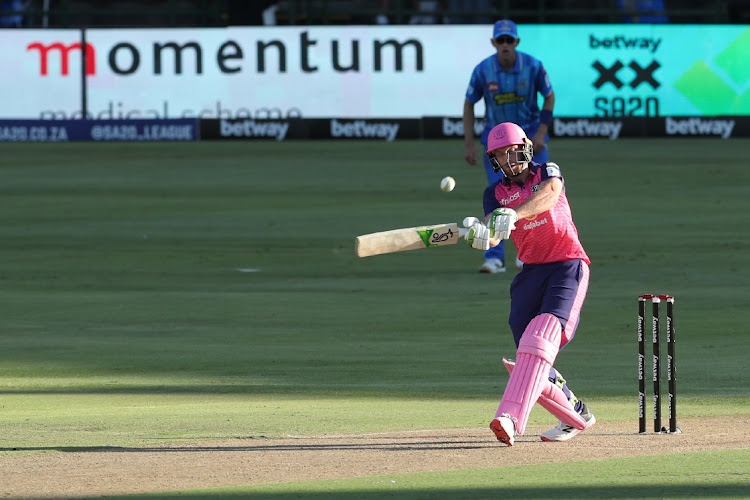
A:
[465, 51, 552, 144]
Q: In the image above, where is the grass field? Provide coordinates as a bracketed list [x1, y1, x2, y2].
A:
[0, 139, 749, 498]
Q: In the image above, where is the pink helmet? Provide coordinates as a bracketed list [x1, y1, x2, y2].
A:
[485, 122, 534, 174]
[486, 122, 528, 153]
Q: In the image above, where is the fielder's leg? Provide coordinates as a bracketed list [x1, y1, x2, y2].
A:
[480, 150, 505, 271]
[491, 313, 562, 443]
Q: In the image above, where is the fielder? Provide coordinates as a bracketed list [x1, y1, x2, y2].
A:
[462, 122, 595, 445]
[463, 19, 555, 274]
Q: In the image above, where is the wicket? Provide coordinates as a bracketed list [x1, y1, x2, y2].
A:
[638, 294, 680, 434]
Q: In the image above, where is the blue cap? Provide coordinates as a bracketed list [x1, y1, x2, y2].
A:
[492, 19, 518, 39]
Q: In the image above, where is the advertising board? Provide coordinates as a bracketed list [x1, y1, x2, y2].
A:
[4, 25, 748, 119]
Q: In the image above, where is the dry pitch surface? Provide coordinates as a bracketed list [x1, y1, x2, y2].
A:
[1, 416, 748, 498]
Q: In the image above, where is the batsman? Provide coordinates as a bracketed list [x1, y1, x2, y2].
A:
[462, 122, 596, 446]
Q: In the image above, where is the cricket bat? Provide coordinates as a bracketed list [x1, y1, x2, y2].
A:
[355, 223, 468, 258]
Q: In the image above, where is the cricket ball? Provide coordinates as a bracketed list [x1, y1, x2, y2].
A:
[440, 176, 456, 192]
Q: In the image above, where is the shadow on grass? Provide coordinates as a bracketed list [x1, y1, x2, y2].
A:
[0, 385, 494, 399]
[0, 437, 498, 453]
[100, 484, 750, 499]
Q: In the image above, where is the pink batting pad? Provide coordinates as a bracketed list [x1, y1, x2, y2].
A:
[496, 313, 561, 435]
[502, 359, 586, 431]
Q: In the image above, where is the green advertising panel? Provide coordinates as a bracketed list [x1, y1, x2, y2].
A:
[518, 25, 750, 117]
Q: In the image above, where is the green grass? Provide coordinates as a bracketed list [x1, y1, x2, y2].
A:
[0, 139, 749, 496]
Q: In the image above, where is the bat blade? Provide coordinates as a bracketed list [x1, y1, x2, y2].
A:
[355, 223, 467, 258]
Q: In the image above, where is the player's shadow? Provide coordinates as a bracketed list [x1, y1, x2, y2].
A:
[0, 437, 498, 453]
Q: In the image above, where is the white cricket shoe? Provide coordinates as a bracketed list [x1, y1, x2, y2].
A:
[479, 258, 506, 274]
[490, 414, 516, 446]
[515, 257, 524, 269]
[540, 403, 596, 442]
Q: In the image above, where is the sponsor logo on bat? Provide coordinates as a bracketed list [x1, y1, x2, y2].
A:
[417, 226, 455, 247]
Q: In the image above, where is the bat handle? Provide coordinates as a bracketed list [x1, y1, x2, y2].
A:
[458, 227, 501, 248]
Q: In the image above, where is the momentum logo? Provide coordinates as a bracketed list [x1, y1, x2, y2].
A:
[26, 42, 96, 76]
[25, 33, 424, 77]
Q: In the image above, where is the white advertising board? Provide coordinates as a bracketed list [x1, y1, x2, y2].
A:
[4, 25, 748, 119]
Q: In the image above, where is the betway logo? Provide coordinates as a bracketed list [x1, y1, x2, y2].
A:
[589, 35, 662, 53]
[441, 117, 484, 137]
[331, 119, 399, 141]
[220, 120, 289, 140]
[553, 119, 622, 139]
[26, 42, 96, 76]
[665, 117, 735, 139]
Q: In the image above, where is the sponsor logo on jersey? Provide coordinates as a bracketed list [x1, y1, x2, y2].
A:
[546, 162, 561, 177]
[523, 217, 548, 230]
[499, 191, 520, 206]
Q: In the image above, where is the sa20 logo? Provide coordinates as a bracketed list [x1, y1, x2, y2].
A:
[591, 60, 661, 117]
[593, 60, 660, 90]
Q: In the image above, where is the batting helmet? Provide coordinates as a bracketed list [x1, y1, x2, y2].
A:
[485, 122, 533, 174]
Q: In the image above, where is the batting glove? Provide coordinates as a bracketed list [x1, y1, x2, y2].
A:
[489, 208, 518, 241]
[462, 217, 491, 251]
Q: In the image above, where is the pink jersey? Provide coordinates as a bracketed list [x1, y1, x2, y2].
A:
[483, 162, 590, 265]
